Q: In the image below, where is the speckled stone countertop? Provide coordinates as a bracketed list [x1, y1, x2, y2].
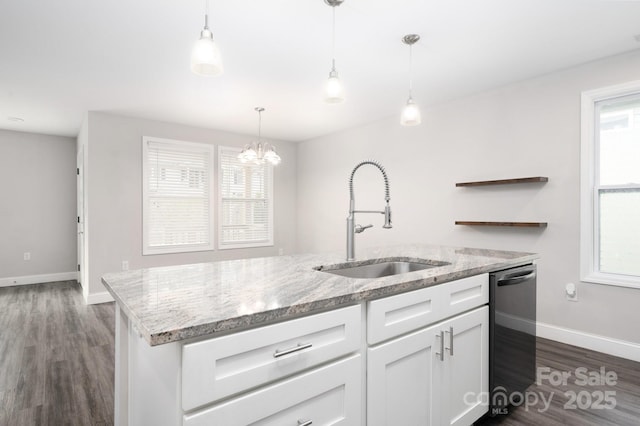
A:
[101, 244, 537, 346]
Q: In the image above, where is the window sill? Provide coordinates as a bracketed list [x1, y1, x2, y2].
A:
[582, 272, 640, 289]
[143, 244, 214, 256]
[218, 241, 274, 250]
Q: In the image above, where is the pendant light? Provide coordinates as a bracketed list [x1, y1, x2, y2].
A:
[191, 0, 223, 76]
[400, 34, 421, 126]
[325, 0, 345, 103]
[238, 108, 281, 166]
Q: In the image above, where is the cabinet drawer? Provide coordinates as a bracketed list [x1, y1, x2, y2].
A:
[183, 355, 362, 426]
[440, 274, 488, 319]
[182, 305, 361, 411]
[367, 284, 442, 345]
[367, 274, 488, 345]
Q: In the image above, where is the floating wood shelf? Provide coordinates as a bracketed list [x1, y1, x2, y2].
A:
[455, 177, 548, 187]
[455, 221, 548, 228]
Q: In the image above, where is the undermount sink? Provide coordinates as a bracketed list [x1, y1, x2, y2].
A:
[314, 258, 450, 279]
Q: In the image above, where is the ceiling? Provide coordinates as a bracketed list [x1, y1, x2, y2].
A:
[1, 0, 640, 142]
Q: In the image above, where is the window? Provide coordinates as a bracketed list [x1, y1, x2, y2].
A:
[581, 81, 640, 288]
[218, 146, 274, 249]
[142, 137, 214, 255]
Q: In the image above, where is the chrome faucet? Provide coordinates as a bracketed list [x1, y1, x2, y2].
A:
[346, 160, 392, 260]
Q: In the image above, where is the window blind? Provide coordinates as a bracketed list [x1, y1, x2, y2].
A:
[143, 137, 214, 254]
[219, 147, 273, 248]
[595, 95, 640, 277]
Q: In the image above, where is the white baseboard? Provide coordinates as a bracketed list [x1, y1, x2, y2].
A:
[85, 291, 114, 305]
[0, 272, 77, 288]
[537, 321, 640, 363]
[494, 313, 640, 362]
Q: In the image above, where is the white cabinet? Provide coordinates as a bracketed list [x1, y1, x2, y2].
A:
[116, 305, 362, 426]
[367, 306, 488, 426]
[115, 274, 490, 426]
[366, 272, 489, 424]
[184, 355, 361, 426]
[367, 274, 488, 345]
[182, 304, 361, 410]
[440, 306, 489, 426]
[367, 321, 439, 425]
[180, 305, 362, 424]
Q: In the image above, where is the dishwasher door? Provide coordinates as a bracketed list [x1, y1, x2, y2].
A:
[489, 264, 537, 416]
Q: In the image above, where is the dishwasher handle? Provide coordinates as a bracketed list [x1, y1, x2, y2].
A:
[497, 270, 536, 287]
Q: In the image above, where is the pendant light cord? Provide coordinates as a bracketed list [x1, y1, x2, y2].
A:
[258, 109, 262, 141]
[408, 43, 413, 98]
[204, 0, 210, 29]
[331, 6, 336, 70]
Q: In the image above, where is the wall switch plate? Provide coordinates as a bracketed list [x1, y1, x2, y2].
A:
[565, 282, 578, 302]
[23, 252, 30, 261]
[122, 261, 129, 271]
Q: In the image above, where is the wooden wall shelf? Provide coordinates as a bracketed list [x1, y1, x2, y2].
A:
[455, 221, 548, 228]
[455, 177, 548, 187]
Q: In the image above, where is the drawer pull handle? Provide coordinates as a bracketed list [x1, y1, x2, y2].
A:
[445, 326, 454, 356]
[273, 342, 313, 358]
[435, 331, 444, 361]
[298, 420, 313, 426]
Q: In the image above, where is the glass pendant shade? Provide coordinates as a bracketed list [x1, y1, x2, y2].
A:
[401, 97, 421, 126]
[325, 69, 345, 103]
[238, 146, 257, 163]
[191, 28, 223, 76]
[263, 147, 281, 165]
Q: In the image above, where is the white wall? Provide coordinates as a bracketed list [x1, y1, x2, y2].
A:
[0, 129, 77, 285]
[296, 50, 640, 344]
[83, 112, 297, 302]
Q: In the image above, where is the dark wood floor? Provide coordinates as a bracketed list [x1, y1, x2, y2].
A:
[0, 281, 114, 426]
[1, 281, 639, 426]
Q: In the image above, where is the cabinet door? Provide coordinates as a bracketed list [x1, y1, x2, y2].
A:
[367, 325, 440, 426]
[440, 306, 488, 426]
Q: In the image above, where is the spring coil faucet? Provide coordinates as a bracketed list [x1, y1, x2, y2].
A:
[346, 160, 392, 260]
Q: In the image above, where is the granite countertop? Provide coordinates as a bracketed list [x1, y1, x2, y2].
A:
[101, 244, 537, 346]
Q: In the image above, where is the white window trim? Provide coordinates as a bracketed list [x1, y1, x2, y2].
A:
[217, 145, 274, 250]
[580, 80, 640, 289]
[142, 136, 215, 255]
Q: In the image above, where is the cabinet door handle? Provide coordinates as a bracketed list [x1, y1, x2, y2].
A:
[273, 342, 313, 358]
[297, 420, 313, 426]
[435, 331, 444, 361]
[445, 326, 454, 356]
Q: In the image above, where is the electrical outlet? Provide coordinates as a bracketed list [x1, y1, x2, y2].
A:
[122, 260, 129, 271]
[278, 248, 284, 256]
[565, 282, 578, 302]
[23, 252, 30, 261]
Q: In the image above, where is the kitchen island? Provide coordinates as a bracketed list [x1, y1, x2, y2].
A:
[102, 244, 537, 426]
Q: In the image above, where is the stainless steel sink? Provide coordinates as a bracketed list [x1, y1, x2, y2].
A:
[314, 258, 450, 279]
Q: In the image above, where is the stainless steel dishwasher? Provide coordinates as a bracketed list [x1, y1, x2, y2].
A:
[489, 264, 537, 416]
